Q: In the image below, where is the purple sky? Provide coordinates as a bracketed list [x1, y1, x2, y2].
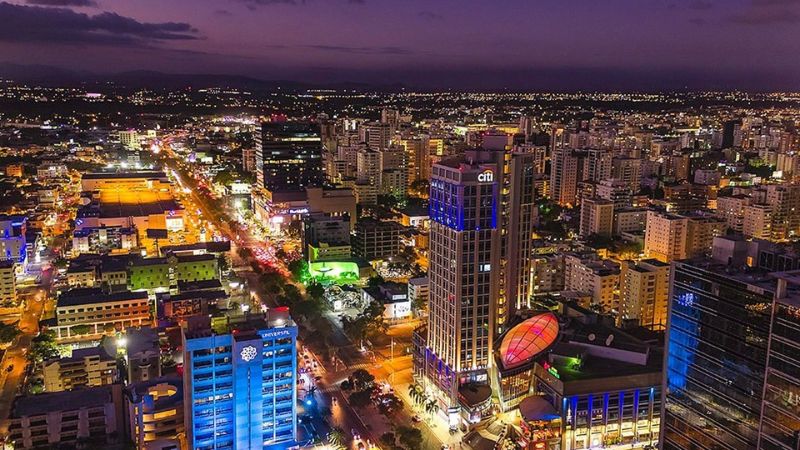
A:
[1, 0, 800, 89]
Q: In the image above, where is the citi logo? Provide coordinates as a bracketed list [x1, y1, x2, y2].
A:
[478, 169, 494, 183]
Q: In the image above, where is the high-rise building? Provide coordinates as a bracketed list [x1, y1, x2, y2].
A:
[242, 147, 256, 173]
[356, 148, 381, 185]
[550, 148, 579, 206]
[420, 147, 537, 425]
[423, 150, 501, 424]
[644, 210, 688, 263]
[760, 274, 800, 450]
[611, 157, 642, 193]
[716, 194, 751, 233]
[618, 258, 669, 330]
[359, 122, 392, 150]
[579, 197, 614, 238]
[582, 149, 612, 183]
[255, 122, 323, 193]
[662, 260, 798, 450]
[182, 310, 298, 450]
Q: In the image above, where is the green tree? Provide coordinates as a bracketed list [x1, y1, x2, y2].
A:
[396, 426, 423, 450]
[29, 331, 60, 363]
[0, 322, 20, 344]
[348, 389, 372, 408]
[288, 259, 308, 282]
[306, 282, 325, 301]
[380, 432, 397, 448]
[351, 368, 375, 389]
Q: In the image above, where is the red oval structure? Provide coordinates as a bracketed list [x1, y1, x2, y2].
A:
[499, 312, 559, 370]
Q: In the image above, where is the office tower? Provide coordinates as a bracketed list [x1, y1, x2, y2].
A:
[183, 310, 298, 450]
[422, 147, 537, 420]
[618, 259, 669, 330]
[502, 147, 539, 317]
[760, 274, 800, 450]
[663, 260, 774, 450]
[550, 148, 579, 206]
[255, 122, 323, 193]
[644, 210, 688, 263]
[579, 197, 614, 238]
[425, 150, 500, 420]
[119, 130, 140, 149]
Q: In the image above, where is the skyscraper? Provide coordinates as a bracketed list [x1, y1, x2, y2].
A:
[255, 122, 323, 193]
[420, 146, 536, 426]
[663, 260, 773, 450]
[182, 310, 298, 450]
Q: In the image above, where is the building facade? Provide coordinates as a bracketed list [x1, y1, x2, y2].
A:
[182, 311, 298, 450]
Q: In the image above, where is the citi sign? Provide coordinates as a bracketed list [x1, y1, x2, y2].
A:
[478, 169, 494, 183]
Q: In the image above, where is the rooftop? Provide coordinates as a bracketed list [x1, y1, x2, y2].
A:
[58, 288, 148, 307]
[12, 384, 118, 418]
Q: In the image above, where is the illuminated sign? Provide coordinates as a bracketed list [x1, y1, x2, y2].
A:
[477, 169, 494, 183]
[240, 345, 257, 362]
[542, 361, 560, 379]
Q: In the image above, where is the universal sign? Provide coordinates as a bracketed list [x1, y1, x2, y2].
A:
[478, 169, 494, 183]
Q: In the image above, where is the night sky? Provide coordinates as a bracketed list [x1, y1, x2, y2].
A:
[1, 0, 800, 90]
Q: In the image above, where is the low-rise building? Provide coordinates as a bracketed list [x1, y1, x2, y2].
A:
[7, 384, 125, 449]
[43, 346, 118, 392]
[125, 327, 161, 383]
[564, 253, 620, 313]
[51, 288, 151, 342]
[0, 260, 16, 306]
[125, 378, 184, 450]
[362, 282, 412, 321]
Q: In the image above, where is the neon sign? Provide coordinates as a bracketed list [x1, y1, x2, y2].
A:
[542, 362, 560, 379]
[477, 169, 494, 183]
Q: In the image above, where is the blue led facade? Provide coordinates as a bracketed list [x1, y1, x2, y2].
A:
[184, 324, 298, 450]
[663, 262, 773, 450]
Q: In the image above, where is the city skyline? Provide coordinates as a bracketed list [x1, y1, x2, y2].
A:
[2, 0, 800, 90]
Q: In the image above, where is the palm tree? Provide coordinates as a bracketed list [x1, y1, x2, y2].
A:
[328, 427, 345, 448]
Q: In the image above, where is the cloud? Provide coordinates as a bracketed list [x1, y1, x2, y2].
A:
[729, 0, 800, 24]
[304, 45, 411, 55]
[0, 2, 199, 46]
[235, 0, 363, 7]
[418, 11, 444, 21]
[214, 9, 232, 16]
[26, 0, 97, 6]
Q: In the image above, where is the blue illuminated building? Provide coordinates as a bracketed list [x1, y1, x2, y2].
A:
[663, 260, 774, 450]
[0, 214, 27, 265]
[664, 260, 800, 450]
[182, 309, 298, 450]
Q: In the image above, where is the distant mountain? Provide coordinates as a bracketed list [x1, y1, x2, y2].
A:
[0, 63, 405, 92]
